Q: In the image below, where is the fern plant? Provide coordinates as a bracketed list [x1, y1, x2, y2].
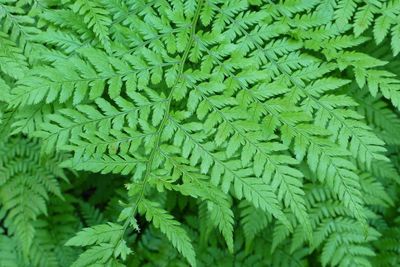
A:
[1, 0, 400, 266]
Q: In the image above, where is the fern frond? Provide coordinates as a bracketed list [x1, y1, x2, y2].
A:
[0, 31, 28, 79]
[138, 199, 196, 266]
[69, 0, 112, 52]
[0, 137, 65, 256]
[1, 0, 400, 266]
[240, 200, 270, 246]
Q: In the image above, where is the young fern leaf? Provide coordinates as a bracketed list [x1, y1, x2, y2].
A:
[151, 154, 235, 253]
[65, 223, 124, 247]
[138, 199, 196, 267]
[65, 222, 131, 266]
[0, 138, 65, 257]
[69, 0, 112, 53]
[0, 31, 28, 79]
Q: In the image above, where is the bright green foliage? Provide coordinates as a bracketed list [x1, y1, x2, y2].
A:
[1, 0, 400, 266]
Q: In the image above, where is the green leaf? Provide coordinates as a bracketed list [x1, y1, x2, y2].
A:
[65, 223, 124, 247]
[138, 199, 196, 267]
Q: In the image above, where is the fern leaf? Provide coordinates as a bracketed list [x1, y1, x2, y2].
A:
[65, 223, 123, 247]
[70, 0, 112, 52]
[138, 199, 196, 266]
[0, 31, 27, 79]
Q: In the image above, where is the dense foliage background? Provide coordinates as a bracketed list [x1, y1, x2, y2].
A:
[1, 0, 400, 266]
